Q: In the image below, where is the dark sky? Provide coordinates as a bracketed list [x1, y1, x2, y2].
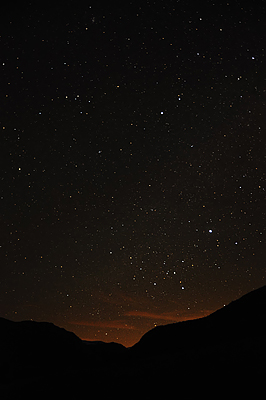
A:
[1, 0, 265, 346]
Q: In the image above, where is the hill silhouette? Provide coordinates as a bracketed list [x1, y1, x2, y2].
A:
[0, 318, 85, 384]
[1, 286, 266, 397]
[131, 285, 266, 356]
[129, 285, 266, 392]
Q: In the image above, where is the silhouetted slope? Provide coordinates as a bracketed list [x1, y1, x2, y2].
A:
[130, 285, 266, 380]
[0, 318, 85, 384]
[0, 317, 128, 390]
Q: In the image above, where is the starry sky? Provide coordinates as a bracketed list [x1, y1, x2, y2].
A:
[1, 0, 266, 346]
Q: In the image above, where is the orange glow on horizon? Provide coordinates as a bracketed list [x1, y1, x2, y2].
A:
[68, 309, 212, 347]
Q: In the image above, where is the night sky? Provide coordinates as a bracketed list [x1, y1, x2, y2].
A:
[1, 0, 265, 346]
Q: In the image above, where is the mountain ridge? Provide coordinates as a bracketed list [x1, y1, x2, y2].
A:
[1, 285, 266, 395]
[131, 285, 266, 356]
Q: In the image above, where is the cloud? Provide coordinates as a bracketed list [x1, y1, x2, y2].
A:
[125, 309, 212, 322]
[69, 319, 137, 330]
[125, 310, 183, 322]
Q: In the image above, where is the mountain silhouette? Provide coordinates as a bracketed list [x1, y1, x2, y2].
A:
[1, 285, 266, 397]
[129, 285, 266, 388]
[0, 318, 84, 385]
[131, 285, 266, 356]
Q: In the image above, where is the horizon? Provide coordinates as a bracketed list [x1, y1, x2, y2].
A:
[4, 284, 264, 347]
[2, 308, 212, 347]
